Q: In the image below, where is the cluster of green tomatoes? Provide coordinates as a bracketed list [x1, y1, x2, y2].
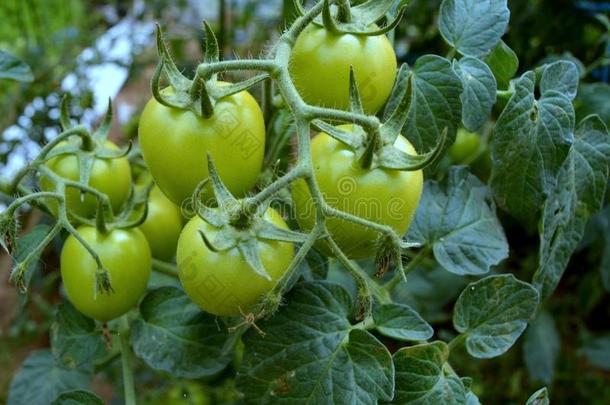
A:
[33, 14, 438, 324]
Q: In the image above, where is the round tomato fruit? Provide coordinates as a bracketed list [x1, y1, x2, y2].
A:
[60, 226, 152, 322]
[40, 140, 131, 218]
[139, 186, 183, 261]
[291, 125, 423, 259]
[448, 128, 482, 164]
[176, 209, 294, 316]
[289, 25, 397, 114]
[139, 86, 265, 207]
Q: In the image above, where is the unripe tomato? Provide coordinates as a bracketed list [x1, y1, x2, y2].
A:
[291, 125, 423, 258]
[40, 140, 131, 218]
[448, 128, 482, 164]
[139, 86, 265, 207]
[60, 226, 152, 322]
[139, 186, 183, 261]
[289, 25, 397, 114]
[176, 208, 294, 316]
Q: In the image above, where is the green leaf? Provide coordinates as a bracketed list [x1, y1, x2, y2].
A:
[13, 224, 53, 299]
[236, 281, 394, 404]
[8, 350, 90, 405]
[403, 55, 463, 155]
[453, 274, 540, 359]
[533, 116, 610, 301]
[390, 341, 466, 404]
[576, 83, 610, 128]
[391, 266, 467, 323]
[539, 61, 579, 101]
[454, 57, 497, 131]
[51, 390, 104, 405]
[439, 0, 510, 57]
[491, 66, 575, 225]
[50, 302, 106, 371]
[373, 303, 434, 341]
[523, 312, 560, 385]
[578, 335, 610, 371]
[408, 167, 508, 276]
[0, 50, 34, 82]
[131, 286, 235, 378]
[525, 387, 549, 405]
[485, 40, 519, 89]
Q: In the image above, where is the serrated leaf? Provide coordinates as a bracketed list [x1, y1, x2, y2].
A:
[523, 312, 560, 385]
[403, 55, 463, 155]
[539, 61, 579, 101]
[236, 281, 394, 404]
[533, 116, 610, 301]
[392, 266, 467, 324]
[390, 341, 466, 404]
[50, 302, 106, 371]
[373, 303, 434, 341]
[485, 40, 519, 89]
[453, 274, 540, 359]
[454, 57, 497, 131]
[408, 166, 508, 276]
[439, 0, 510, 57]
[8, 350, 90, 405]
[131, 286, 235, 378]
[578, 335, 610, 371]
[525, 387, 549, 405]
[51, 390, 104, 405]
[0, 50, 33, 82]
[491, 67, 575, 225]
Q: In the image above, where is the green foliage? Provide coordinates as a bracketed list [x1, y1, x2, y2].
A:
[2, 0, 610, 404]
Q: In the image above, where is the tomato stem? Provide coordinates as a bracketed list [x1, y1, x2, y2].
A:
[119, 316, 137, 405]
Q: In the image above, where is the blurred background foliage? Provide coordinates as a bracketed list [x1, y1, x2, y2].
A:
[0, 0, 609, 404]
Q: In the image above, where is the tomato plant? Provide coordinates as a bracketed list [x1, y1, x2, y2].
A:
[292, 124, 423, 258]
[2, 0, 610, 404]
[139, 85, 265, 206]
[289, 24, 397, 114]
[139, 186, 183, 261]
[61, 225, 151, 322]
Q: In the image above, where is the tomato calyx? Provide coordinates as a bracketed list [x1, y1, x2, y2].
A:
[191, 155, 307, 280]
[311, 66, 447, 171]
[153, 23, 268, 119]
[296, 0, 407, 36]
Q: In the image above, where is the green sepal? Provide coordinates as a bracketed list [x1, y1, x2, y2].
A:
[378, 128, 447, 171]
[202, 20, 220, 64]
[349, 66, 364, 115]
[315, 0, 409, 36]
[211, 74, 270, 100]
[238, 238, 272, 281]
[311, 119, 363, 148]
[255, 221, 309, 243]
[92, 99, 113, 142]
[206, 154, 239, 211]
[383, 65, 413, 141]
[59, 94, 73, 131]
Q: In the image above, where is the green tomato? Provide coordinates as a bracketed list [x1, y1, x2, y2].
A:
[289, 24, 397, 114]
[139, 85, 265, 207]
[40, 140, 131, 218]
[176, 208, 294, 316]
[448, 128, 482, 164]
[164, 382, 210, 405]
[60, 226, 151, 322]
[291, 125, 423, 259]
[139, 186, 183, 261]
